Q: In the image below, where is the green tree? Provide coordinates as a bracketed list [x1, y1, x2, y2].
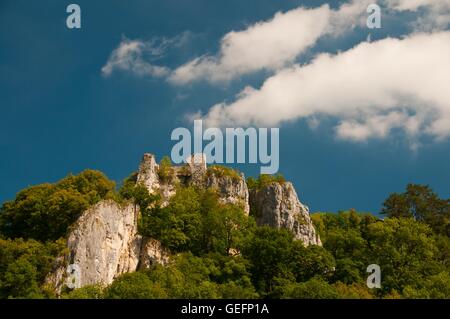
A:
[366, 218, 440, 294]
[241, 226, 297, 294]
[61, 284, 104, 299]
[0, 238, 65, 298]
[274, 277, 339, 299]
[381, 184, 450, 236]
[0, 170, 115, 241]
[105, 272, 168, 299]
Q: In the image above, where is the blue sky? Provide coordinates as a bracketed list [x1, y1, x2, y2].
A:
[1, 0, 449, 214]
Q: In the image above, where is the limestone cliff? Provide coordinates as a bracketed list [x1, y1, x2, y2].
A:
[205, 171, 250, 214]
[136, 153, 250, 214]
[249, 182, 322, 246]
[138, 238, 171, 270]
[47, 200, 168, 291]
[48, 153, 321, 291]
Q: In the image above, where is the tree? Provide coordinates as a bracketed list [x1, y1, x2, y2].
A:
[366, 218, 440, 294]
[105, 272, 167, 299]
[274, 277, 339, 299]
[201, 200, 254, 255]
[0, 170, 116, 241]
[290, 244, 336, 283]
[61, 284, 104, 299]
[0, 238, 65, 298]
[381, 184, 450, 236]
[241, 226, 297, 294]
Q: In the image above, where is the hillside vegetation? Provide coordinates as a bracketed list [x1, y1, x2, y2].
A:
[0, 169, 448, 299]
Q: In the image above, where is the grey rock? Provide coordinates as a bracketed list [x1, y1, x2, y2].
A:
[47, 200, 170, 292]
[138, 238, 171, 270]
[137, 153, 160, 193]
[206, 172, 250, 215]
[250, 182, 322, 246]
[65, 200, 142, 288]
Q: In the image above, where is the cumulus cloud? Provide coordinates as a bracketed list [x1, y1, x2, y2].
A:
[201, 31, 450, 142]
[101, 0, 449, 83]
[169, 0, 372, 85]
[102, 38, 170, 77]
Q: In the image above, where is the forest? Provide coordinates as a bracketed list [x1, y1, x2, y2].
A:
[0, 169, 448, 299]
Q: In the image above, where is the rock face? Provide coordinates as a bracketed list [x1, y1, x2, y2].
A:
[136, 153, 250, 214]
[138, 238, 171, 270]
[206, 173, 250, 215]
[48, 153, 321, 291]
[250, 182, 322, 246]
[47, 200, 169, 292]
[64, 200, 142, 288]
[137, 153, 159, 193]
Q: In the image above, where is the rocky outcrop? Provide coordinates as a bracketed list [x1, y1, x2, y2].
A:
[206, 172, 250, 215]
[250, 182, 322, 246]
[136, 153, 177, 205]
[48, 153, 322, 292]
[47, 200, 169, 292]
[137, 153, 250, 214]
[137, 153, 160, 193]
[64, 200, 141, 288]
[138, 238, 171, 270]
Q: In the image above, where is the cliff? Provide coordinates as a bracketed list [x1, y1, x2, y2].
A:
[46, 200, 169, 292]
[48, 153, 321, 291]
[249, 182, 321, 246]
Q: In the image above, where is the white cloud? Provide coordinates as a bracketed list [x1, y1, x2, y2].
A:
[201, 31, 450, 142]
[385, 0, 449, 11]
[102, 38, 170, 77]
[385, 0, 450, 31]
[169, 1, 372, 85]
[102, 0, 449, 82]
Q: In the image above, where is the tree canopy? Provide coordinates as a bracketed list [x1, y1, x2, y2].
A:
[0, 169, 448, 299]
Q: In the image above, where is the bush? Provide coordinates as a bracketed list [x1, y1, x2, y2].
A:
[247, 174, 286, 190]
[207, 165, 241, 181]
[158, 156, 174, 183]
[105, 272, 168, 299]
[0, 238, 65, 298]
[275, 277, 339, 299]
[61, 284, 105, 299]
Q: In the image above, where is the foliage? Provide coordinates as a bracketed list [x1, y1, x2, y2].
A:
[105, 272, 168, 299]
[0, 166, 449, 300]
[312, 209, 450, 298]
[61, 284, 105, 299]
[138, 187, 253, 255]
[241, 226, 336, 295]
[381, 184, 450, 236]
[274, 277, 339, 299]
[158, 156, 174, 183]
[247, 174, 286, 190]
[117, 172, 138, 201]
[0, 170, 115, 241]
[103, 253, 258, 299]
[0, 238, 65, 298]
[207, 165, 241, 181]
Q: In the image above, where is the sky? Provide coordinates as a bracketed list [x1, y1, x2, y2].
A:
[1, 0, 449, 214]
